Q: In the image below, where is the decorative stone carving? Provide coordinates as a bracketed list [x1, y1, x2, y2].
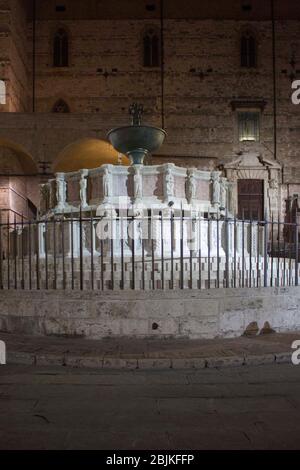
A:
[40, 184, 50, 213]
[164, 164, 175, 201]
[102, 166, 112, 200]
[55, 173, 67, 210]
[130, 205, 144, 249]
[79, 169, 89, 208]
[133, 165, 143, 200]
[40, 164, 223, 217]
[186, 169, 197, 203]
[211, 171, 220, 207]
[227, 172, 238, 183]
[226, 181, 236, 216]
[268, 177, 279, 217]
[269, 178, 278, 190]
[222, 152, 282, 218]
[220, 177, 228, 210]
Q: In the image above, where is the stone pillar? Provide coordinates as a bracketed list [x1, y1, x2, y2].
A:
[210, 219, 225, 257]
[235, 221, 247, 256]
[91, 219, 100, 256]
[161, 207, 173, 257]
[227, 180, 236, 216]
[66, 220, 80, 258]
[199, 218, 209, 257]
[127, 206, 144, 256]
[220, 177, 228, 212]
[151, 211, 161, 256]
[268, 173, 279, 217]
[182, 210, 198, 255]
[95, 205, 117, 257]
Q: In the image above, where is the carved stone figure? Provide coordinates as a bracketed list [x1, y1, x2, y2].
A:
[80, 170, 88, 207]
[40, 184, 50, 212]
[134, 166, 142, 199]
[211, 171, 220, 206]
[102, 167, 111, 199]
[55, 173, 67, 209]
[220, 177, 228, 210]
[186, 170, 197, 202]
[268, 178, 279, 215]
[164, 166, 174, 199]
[269, 178, 278, 190]
[226, 181, 235, 215]
[131, 207, 144, 246]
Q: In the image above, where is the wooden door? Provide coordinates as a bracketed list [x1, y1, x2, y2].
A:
[238, 179, 264, 220]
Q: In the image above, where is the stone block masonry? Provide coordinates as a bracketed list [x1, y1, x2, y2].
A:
[0, 286, 299, 340]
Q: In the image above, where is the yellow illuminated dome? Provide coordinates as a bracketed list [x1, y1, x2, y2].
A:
[53, 138, 130, 172]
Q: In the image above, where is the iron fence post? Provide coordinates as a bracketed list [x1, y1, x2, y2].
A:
[21, 214, 24, 289]
[14, 214, 17, 289]
[295, 220, 299, 286]
[79, 208, 83, 290]
[0, 210, 2, 290]
[263, 212, 268, 287]
[225, 212, 230, 288]
[45, 219, 48, 289]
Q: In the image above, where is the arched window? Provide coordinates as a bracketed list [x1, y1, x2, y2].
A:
[143, 29, 160, 67]
[241, 33, 256, 68]
[52, 99, 70, 113]
[0, 80, 6, 104]
[53, 28, 69, 67]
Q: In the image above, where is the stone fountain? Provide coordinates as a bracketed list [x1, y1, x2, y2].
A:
[107, 103, 166, 165]
[37, 104, 239, 275]
[40, 103, 229, 216]
[7, 105, 273, 295]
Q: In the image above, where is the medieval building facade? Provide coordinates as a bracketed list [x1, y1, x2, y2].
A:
[0, 0, 299, 223]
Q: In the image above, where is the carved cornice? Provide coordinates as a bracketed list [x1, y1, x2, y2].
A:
[230, 99, 267, 111]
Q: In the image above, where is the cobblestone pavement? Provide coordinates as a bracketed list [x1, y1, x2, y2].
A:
[0, 363, 300, 449]
[1, 331, 299, 369]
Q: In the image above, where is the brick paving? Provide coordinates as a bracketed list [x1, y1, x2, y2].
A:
[1, 331, 299, 369]
[1, 362, 300, 449]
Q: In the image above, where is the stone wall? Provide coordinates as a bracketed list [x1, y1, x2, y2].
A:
[0, 176, 32, 220]
[0, 1, 298, 166]
[0, 0, 299, 218]
[0, 0, 30, 112]
[0, 287, 299, 339]
[30, 14, 300, 166]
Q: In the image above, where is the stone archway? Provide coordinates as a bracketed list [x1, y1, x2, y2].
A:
[222, 151, 282, 219]
[0, 139, 37, 175]
[0, 139, 39, 220]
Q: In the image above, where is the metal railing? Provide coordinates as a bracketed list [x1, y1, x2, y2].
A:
[0, 210, 298, 291]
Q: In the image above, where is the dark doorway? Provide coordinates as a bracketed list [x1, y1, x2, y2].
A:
[238, 179, 264, 220]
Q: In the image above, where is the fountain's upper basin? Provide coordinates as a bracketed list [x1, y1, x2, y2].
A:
[107, 125, 166, 157]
